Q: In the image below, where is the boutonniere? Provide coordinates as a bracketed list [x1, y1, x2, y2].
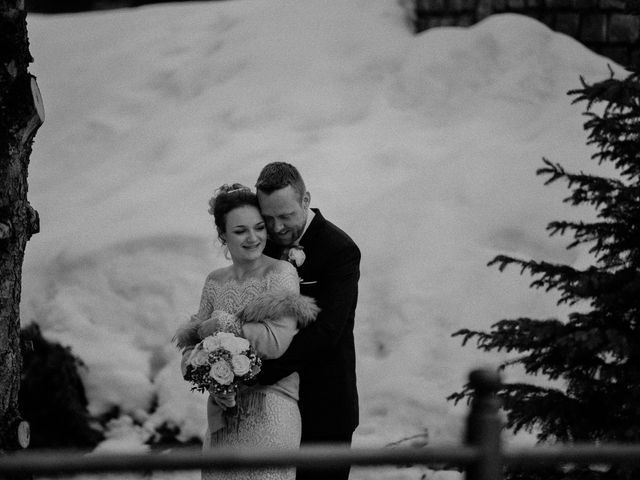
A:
[287, 245, 306, 268]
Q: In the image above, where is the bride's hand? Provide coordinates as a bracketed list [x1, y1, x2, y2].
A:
[211, 391, 236, 409]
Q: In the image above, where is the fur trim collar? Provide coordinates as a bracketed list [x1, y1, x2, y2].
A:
[173, 314, 202, 350]
[237, 291, 319, 328]
[174, 292, 319, 350]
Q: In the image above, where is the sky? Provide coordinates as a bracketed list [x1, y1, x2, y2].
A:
[20, 0, 627, 478]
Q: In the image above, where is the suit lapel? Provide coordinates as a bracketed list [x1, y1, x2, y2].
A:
[296, 209, 325, 282]
[299, 209, 324, 265]
[298, 208, 323, 250]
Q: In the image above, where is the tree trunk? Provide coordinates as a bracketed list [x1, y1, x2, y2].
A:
[0, 0, 43, 454]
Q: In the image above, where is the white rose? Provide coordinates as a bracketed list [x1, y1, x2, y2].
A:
[288, 247, 306, 267]
[215, 332, 236, 342]
[209, 359, 234, 385]
[189, 348, 210, 367]
[218, 332, 241, 353]
[218, 333, 250, 354]
[201, 335, 222, 353]
[233, 336, 250, 353]
[230, 354, 252, 376]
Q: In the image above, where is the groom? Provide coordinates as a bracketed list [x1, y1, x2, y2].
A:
[255, 162, 360, 480]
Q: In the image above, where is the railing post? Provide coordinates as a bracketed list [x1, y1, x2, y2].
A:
[464, 368, 503, 480]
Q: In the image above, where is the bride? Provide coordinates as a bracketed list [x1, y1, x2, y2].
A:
[175, 183, 318, 480]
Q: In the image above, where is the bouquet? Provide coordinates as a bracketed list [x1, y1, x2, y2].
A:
[184, 331, 262, 397]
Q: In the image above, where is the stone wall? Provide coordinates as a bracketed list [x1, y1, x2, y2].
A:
[408, 0, 640, 68]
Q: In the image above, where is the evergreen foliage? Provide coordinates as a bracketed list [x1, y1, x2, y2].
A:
[19, 323, 103, 449]
[449, 67, 640, 479]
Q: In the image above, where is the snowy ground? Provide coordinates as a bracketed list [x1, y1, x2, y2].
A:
[21, 0, 627, 478]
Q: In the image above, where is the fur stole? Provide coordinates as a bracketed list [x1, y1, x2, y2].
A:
[174, 291, 319, 350]
[237, 291, 319, 328]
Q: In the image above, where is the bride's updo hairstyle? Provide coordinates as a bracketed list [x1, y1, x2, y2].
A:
[208, 183, 259, 243]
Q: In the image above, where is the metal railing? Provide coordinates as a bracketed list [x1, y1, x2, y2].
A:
[2, 368, 640, 479]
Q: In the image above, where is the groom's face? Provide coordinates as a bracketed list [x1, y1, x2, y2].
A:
[257, 185, 309, 247]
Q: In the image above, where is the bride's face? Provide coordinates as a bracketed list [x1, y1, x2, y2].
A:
[223, 205, 267, 262]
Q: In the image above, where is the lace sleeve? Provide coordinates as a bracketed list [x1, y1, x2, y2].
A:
[195, 275, 243, 336]
[196, 274, 217, 320]
[267, 261, 300, 294]
[179, 276, 216, 377]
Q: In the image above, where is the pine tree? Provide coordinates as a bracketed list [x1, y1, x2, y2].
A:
[449, 67, 640, 480]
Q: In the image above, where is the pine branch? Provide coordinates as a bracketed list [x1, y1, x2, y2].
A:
[500, 383, 576, 439]
[569, 68, 640, 112]
[537, 158, 567, 185]
[488, 255, 596, 304]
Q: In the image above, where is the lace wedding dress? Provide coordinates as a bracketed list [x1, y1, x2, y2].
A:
[197, 268, 302, 480]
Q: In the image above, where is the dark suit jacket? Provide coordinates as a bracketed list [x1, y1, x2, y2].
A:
[259, 208, 360, 440]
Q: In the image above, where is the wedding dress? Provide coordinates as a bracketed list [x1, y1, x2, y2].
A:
[193, 265, 305, 480]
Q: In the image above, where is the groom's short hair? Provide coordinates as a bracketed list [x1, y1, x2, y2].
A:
[256, 162, 307, 202]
